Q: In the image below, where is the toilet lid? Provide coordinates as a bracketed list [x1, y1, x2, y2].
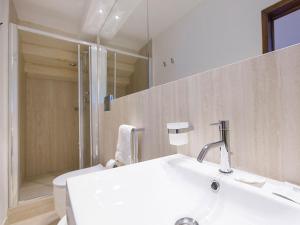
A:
[53, 165, 105, 187]
[57, 216, 67, 225]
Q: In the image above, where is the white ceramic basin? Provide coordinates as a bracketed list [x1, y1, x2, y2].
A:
[66, 154, 300, 225]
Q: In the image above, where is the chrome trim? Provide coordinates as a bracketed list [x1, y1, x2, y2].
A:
[106, 47, 148, 60]
[17, 24, 95, 47]
[197, 121, 233, 174]
[168, 126, 193, 134]
[90, 46, 100, 165]
[8, 23, 19, 207]
[131, 128, 145, 163]
[273, 193, 300, 205]
[113, 52, 117, 98]
[16, 24, 148, 60]
[197, 141, 224, 162]
[89, 47, 93, 167]
[78, 45, 84, 169]
[175, 217, 199, 225]
[210, 180, 220, 192]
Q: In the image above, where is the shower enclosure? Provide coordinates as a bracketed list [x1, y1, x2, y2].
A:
[8, 24, 106, 206]
[8, 23, 149, 207]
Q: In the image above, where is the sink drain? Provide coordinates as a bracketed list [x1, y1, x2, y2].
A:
[210, 180, 220, 192]
[175, 217, 199, 225]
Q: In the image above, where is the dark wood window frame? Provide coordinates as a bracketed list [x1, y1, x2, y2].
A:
[262, 0, 300, 53]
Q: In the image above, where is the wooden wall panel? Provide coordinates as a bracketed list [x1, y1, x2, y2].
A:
[99, 44, 300, 185]
[25, 78, 78, 178]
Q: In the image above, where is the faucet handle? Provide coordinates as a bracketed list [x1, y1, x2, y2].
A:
[210, 121, 229, 130]
[210, 122, 221, 126]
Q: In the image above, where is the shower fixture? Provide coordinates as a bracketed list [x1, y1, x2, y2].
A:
[69, 63, 77, 67]
[104, 94, 114, 111]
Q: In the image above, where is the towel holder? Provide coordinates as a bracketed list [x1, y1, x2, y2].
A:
[131, 128, 145, 163]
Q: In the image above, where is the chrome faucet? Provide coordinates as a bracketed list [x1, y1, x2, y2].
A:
[197, 121, 232, 174]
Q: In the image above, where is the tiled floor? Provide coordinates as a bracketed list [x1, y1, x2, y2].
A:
[9, 172, 67, 224]
[9, 212, 59, 225]
[19, 172, 64, 201]
[6, 197, 59, 225]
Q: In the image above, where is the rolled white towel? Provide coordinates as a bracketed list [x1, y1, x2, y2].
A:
[115, 125, 136, 165]
[105, 159, 118, 169]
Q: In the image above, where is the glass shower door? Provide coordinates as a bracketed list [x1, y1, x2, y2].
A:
[78, 45, 91, 169]
[78, 45, 107, 168]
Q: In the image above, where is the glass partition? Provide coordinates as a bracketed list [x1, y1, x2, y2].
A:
[97, 0, 150, 100]
[107, 50, 149, 99]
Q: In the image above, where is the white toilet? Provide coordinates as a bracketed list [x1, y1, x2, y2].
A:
[57, 216, 67, 225]
[53, 125, 141, 225]
[53, 164, 108, 218]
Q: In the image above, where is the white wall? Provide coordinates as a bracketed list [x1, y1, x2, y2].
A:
[0, 0, 9, 223]
[152, 0, 279, 86]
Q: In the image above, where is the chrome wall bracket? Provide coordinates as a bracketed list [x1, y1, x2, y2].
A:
[131, 128, 145, 163]
[168, 126, 193, 134]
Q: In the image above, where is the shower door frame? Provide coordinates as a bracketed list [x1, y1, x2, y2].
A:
[8, 23, 147, 207]
[8, 24, 103, 207]
[8, 23, 20, 207]
[78, 45, 105, 168]
[78, 44, 85, 169]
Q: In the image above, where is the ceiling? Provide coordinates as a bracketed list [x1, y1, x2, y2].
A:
[13, 0, 88, 37]
[13, 0, 202, 52]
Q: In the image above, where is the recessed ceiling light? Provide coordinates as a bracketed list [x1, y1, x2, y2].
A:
[115, 15, 120, 20]
[98, 9, 103, 14]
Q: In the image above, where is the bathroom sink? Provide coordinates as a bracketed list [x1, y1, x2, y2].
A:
[66, 154, 300, 225]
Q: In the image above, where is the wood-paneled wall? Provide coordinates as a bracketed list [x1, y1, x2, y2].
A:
[19, 32, 80, 179]
[99, 44, 300, 185]
[24, 78, 79, 178]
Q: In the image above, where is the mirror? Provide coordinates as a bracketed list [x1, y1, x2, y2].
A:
[106, 48, 149, 98]
[96, 0, 300, 99]
[97, 0, 151, 99]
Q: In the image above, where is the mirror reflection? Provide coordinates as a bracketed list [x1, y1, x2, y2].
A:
[96, 0, 300, 98]
[106, 49, 149, 98]
[7, 0, 300, 206]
